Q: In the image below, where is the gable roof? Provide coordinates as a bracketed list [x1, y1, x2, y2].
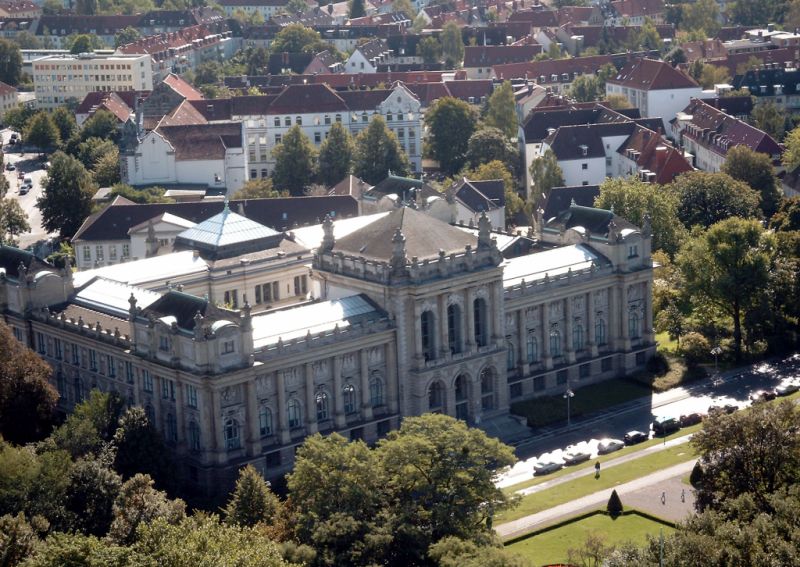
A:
[617, 125, 692, 184]
[463, 45, 542, 67]
[333, 206, 478, 262]
[162, 73, 204, 100]
[452, 178, 505, 213]
[493, 54, 616, 81]
[142, 290, 236, 331]
[542, 185, 600, 221]
[0, 244, 54, 280]
[153, 122, 240, 160]
[608, 57, 699, 90]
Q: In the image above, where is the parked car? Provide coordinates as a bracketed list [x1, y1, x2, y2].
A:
[19, 185, 29, 195]
[22, 176, 32, 187]
[652, 415, 681, 435]
[563, 448, 592, 466]
[749, 389, 776, 403]
[5, 163, 14, 171]
[709, 402, 738, 415]
[775, 380, 799, 396]
[679, 413, 704, 427]
[624, 430, 648, 445]
[597, 438, 624, 454]
[533, 461, 563, 476]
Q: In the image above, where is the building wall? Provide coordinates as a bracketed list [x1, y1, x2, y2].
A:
[557, 156, 607, 187]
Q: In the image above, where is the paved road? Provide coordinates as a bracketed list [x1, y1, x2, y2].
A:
[496, 460, 698, 540]
[2, 128, 54, 250]
[496, 355, 800, 489]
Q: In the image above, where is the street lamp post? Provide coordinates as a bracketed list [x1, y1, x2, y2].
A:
[711, 346, 722, 377]
[564, 388, 574, 426]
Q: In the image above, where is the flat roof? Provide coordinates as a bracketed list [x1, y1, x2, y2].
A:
[73, 251, 208, 288]
[502, 244, 600, 287]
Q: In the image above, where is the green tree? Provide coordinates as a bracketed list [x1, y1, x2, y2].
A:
[729, 0, 781, 26]
[484, 81, 517, 138]
[425, 97, 478, 175]
[750, 100, 786, 140]
[75, 0, 97, 14]
[770, 196, 800, 231]
[37, 151, 95, 237]
[0, 513, 38, 566]
[108, 474, 186, 545]
[246, 46, 270, 75]
[68, 34, 96, 54]
[231, 178, 285, 200]
[0, 198, 30, 244]
[721, 145, 782, 218]
[461, 160, 523, 224]
[631, 18, 662, 51]
[24, 111, 60, 151]
[112, 407, 174, 490]
[50, 390, 125, 459]
[529, 148, 564, 205]
[595, 176, 685, 255]
[465, 126, 520, 172]
[92, 147, 121, 186]
[108, 183, 171, 204]
[0, 39, 22, 86]
[349, 0, 366, 18]
[677, 217, 775, 361]
[3, 104, 34, 131]
[606, 489, 623, 517]
[192, 60, 222, 86]
[654, 301, 685, 347]
[52, 106, 77, 143]
[417, 36, 442, 65]
[682, 0, 720, 35]
[378, 414, 516, 564]
[13, 31, 42, 49]
[271, 23, 329, 54]
[429, 537, 531, 567]
[224, 465, 281, 528]
[666, 47, 687, 66]
[21, 531, 130, 567]
[114, 26, 141, 49]
[80, 109, 119, 141]
[271, 124, 317, 196]
[0, 320, 57, 444]
[64, 457, 122, 536]
[604, 93, 633, 109]
[568, 74, 602, 102]
[698, 64, 730, 89]
[782, 125, 800, 171]
[77, 136, 117, 170]
[317, 120, 354, 186]
[353, 116, 410, 184]
[668, 171, 761, 229]
[441, 21, 464, 67]
[692, 400, 800, 511]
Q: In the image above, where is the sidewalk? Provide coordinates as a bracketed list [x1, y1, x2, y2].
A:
[496, 459, 697, 540]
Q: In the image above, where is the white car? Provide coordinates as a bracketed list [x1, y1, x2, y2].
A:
[776, 380, 799, 396]
[597, 438, 625, 454]
[533, 461, 563, 476]
[563, 449, 592, 465]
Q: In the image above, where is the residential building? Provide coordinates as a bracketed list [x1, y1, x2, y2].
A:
[671, 98, 782, 172]
[555, 24, 674, 56]
[345, 38, 393, 73]
[74, 91, 136, 127]
[32, 53, 153, 109]
[606, 0, 665, 25]
[463, 45, 543, 79]
[34, 15, 140, 48]
[605, 57, 701, 132]
[218, 0, 291, 20]
[0, 81, 18, 123]
[447, 177, 506, 228]
[0, 0, 39, 18]
[3, 201, 655, 491]
[731, 67, 800, 111]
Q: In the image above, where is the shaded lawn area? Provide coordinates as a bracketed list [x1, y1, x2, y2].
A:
[510, 377, 653, 428]
[502, 424, 703, 494]
[496, 444, 697, 523]
[507, 511, 674, 565]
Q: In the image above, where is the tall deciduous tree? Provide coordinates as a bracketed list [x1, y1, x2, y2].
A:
[721, 145, 782, 218]
[52, 106, 77, 143]
[63, 458, 122, 537]
[417, 36, 442, 64]
[112, 407, 175, 491]
[441, 21, 464, 67]
[114, 26, 141, 48]
[677, 217, 775, 361]
[465, 126, 520, 172]
[0, 39, 22, 86]
[317, 121, 354, 186]
[0, 320, 58, 444]
[782, 124, 800, 171]
[271, 124, 317, 196]
[668, 171, 761, 229]
[595, 176, 686, 255]
[231, 178, 285, 200]
[108, 474, 186, 545]
[353, 116, 410, 184]
[271, 23, 329, 54]
[528, 148, 564, 205]
[224, 465, 281, 528]
[484, 81, 517, 138]
[349, 0, 366, 18]
[425, 97, 477, 175]
[37, 151, 96, 237]
[0, 198, 30, 244]
[25, 111, 60, 152]
[750, 100, 786, 140]
[80, 109, 119, 142]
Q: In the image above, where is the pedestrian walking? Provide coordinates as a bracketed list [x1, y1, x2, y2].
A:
[681, 488, 685, 503]
[594, 461, 601, 479]
[661, 491, 666, 505]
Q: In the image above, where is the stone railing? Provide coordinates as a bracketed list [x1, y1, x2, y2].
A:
[504, 263, 613, 299]
[32, 307, 132, 349]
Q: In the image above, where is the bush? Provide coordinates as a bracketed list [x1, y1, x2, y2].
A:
[680, 332, 711, 365]
[646, 353, 669, 375]
[689, 461, 704, 488]
[607, 489, 623, 517]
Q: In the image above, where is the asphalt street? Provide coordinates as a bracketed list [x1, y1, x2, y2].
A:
[497, 354, 800, 489]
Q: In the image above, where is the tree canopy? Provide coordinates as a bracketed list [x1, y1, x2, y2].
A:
[317, 120, 354, 187]
[352, 116, 410, 184]
[0, 39, 21, 86]
[271, 23, 330, 54]
[271, 124, 317, 196]
[36, 151, 96, 238]
[24, 111, 61, 151]
[484, 81, 517, 138]
[528, 149, 564, 205]
[721, 145, 782, 218]
[668, 171, 761, 229]
[465, 126, 520, 173]
[441, 22, 464, 67]
[425, 97, 478, 175]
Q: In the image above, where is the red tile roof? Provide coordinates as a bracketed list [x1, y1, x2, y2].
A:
[463, 45, 542, 67]
[610, 0, 665, 18]
[0, 80, 16, 96]
[617, 125, 692, 184]
[607, 58, 698, 90]
[493, 54, 615, 81]
[163, 73, 204, 101]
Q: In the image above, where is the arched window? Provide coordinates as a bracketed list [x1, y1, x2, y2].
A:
[343, 384, 357, 414]
[629, 308, 640, 338]
[188, 421, 201, 451]
[316, 391, 330, 421]
[428, 380, 444, 412]
[295, 116, 302, 125]
[506, 339, 516, 370]
[474, 298, 488, 347]
[454, 374, 468, 421]
[447, 303, 461, 354]
[421, 310, 436, 360]
[369, 375, 384, 407]
[166, 413, 177, 443]
[550, 330, 562, 357]
[595, 318, 606, 345]
[573, 324, 584, 351]
[224, 417, 240, 450]
[287, 398, 302, 428]
[259, 406, 272, 436]
[480, 368, 494, 411]
[527, 332, 538, 363]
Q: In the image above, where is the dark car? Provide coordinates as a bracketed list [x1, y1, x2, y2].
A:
[709, 403, 738, 415]
[749, 389, 776, 403]
[5, 163, 14, 171]
[652, 416, 681, 436]
[624, 430, 648, 445]
[679, 413, 704, 427]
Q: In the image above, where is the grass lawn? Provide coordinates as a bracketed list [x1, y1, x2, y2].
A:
[502, 424, 703, 494]
[496, 444, 697, 523]
[507, 511, 674, 565]
[656, 331, 679, 354]
[510, 377, 653, 428]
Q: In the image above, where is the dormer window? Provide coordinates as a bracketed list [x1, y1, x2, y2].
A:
[223, 340, 235, 354]
[159, 336, 170, 352]
[628, 245, 639, 258]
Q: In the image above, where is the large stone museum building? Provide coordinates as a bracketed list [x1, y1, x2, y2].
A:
[0, 203, 655, 491]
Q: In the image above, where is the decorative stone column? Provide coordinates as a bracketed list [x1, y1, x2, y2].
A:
[643, 280, 655, 343]
[438, 295, 449, 357]
[333, 355, 346, 428]
[465, 288, 475, 352]
[304, 363, 317, 434]
[211, 388, 226, 464]
[245, 380, 262, 455]
[517, 310, 528, 376]
[564, 297, 576, 363]
[359, 349, 373, 421]
[386, 342, 399, 414]
[587, 292, 598, 357]
[541, 305, 553, 370]
[276, 371, 290, 444]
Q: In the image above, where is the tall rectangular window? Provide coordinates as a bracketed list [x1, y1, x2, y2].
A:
[293, 275, 307, 296]
[142, 370, 153, 393]
[89, 350, 97, 371]
[53, 338, 62, 360]
[187, 384, 198, 408]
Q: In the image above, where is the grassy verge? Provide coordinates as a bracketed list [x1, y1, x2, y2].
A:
[506, 510, 675, 565]
[496, 444, 697, 523]
[655, 331, 679, 354]
[502, 424, 703, 494]
[510, 377, 653, 428]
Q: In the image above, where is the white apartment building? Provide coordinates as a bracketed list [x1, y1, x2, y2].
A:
[32, 53, 153, 109]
